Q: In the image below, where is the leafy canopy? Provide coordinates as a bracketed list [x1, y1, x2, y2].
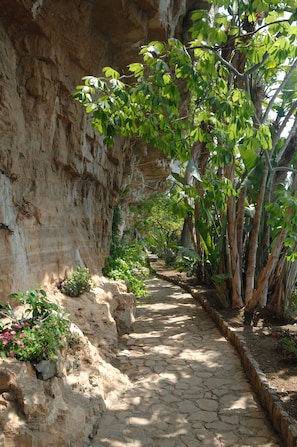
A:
[74, 0, 297, 166]
[74, 0, 297, 310]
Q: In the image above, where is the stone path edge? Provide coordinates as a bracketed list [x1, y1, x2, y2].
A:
[152, 268, 297, 447]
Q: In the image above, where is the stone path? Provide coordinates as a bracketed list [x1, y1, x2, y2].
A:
[93, 278, 282, 447]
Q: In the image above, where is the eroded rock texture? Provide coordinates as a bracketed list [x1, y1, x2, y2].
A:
[0, 0, 204, 295]
[0, 281, 136, 447]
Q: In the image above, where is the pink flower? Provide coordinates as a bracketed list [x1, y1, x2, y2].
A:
[10, 331, 16, 335]
[9, 351, 15, 357]
[33, 325, 40, 329]
[19, 333, 25, 338]
[2, 340, 8, 345]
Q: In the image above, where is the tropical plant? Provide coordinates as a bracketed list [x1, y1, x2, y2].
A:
[74, 0, 297, 321]
[176, 247, 201, 277]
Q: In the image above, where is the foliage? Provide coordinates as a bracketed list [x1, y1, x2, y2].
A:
[176, 247, 201, 277]
[102, 205, 149, 297]
[103, 240, 149, 297]
[275, 331, 297, 363]
[58, 266, 94, 297]
[0, 288, 70, 364]
[75, 1, 297, 317]
[130, 191, 183, 263]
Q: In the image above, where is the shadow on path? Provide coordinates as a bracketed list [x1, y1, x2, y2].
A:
[92, 278, 282, 447]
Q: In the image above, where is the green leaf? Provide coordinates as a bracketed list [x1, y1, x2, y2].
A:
[195, 219, 215, 256]
[212, 273, 231, 282]
[239, 147, 258, 172]
[171, 173, 187, 186]
[102, 66, 120, 79]
[128, 63, 144, 77]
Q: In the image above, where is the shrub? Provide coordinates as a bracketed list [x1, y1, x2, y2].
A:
[176, 247, 201, 276]
[58, 266, 93, 297]
[103, 241, 149, 297]
[275, 330, 297, 363]
[0, 288, 70, 364]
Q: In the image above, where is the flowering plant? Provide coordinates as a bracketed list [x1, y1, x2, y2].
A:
[57, 266, 94, 297]
[0, 288, 70, 364]
[275, 330, 297, 363]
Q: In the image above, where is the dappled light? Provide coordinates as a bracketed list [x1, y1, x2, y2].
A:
[93, 278, 281, 446]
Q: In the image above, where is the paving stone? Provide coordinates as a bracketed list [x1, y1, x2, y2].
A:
[180, 434, 201, 446]
[220, 413, 240, 425]
[176, 399, 199, 413]
[175, 381, 190, 390]
[197, 397, 218, 412]
[189, 409, 218, 423]
[153, 364, 165, 373]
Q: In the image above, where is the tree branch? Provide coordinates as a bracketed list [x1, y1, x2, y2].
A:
[262, 58, 297, 123]
[276, 115, 297, 163]
[213, 51, 243, 78]
[272, 100, 297, 149]
[245, 52, 269, 77]
[221, 19, 290, 49]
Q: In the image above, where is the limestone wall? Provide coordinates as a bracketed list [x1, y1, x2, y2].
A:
[0, 0, 205, 295]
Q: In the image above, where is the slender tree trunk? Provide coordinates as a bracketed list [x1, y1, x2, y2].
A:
[180, 217, 194, 249]
[236, 187, 246, 258]
[245, 168, 269, 303]
[280, 257, 297, 318]
[190, 136, 210, 281]
[244, 228, 288, 320]
[268, 249, 287, 316]
[225, 163, 244, 308]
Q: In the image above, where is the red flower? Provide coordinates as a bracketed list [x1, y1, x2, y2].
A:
[274, 333, 281, 339]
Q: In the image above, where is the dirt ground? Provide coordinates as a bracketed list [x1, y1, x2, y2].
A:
[151, 261, 297, 423]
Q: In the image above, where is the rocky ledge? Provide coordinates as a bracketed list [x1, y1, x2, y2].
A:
[0, 279, 136, 447]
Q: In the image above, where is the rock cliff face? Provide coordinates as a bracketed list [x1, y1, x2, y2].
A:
[0, 0, 204, 296]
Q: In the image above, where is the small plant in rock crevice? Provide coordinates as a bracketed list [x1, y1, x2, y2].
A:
[57, 266, 94, 297]
[0, 288, 70, 364]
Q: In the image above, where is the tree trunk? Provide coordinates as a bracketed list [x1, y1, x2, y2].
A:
[244, 228, 288, 321]
[180, 216, 194, 249]
[245, 168, 269, 303]
[225, 163, 244, 308]
[236, 187, 246, 259]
